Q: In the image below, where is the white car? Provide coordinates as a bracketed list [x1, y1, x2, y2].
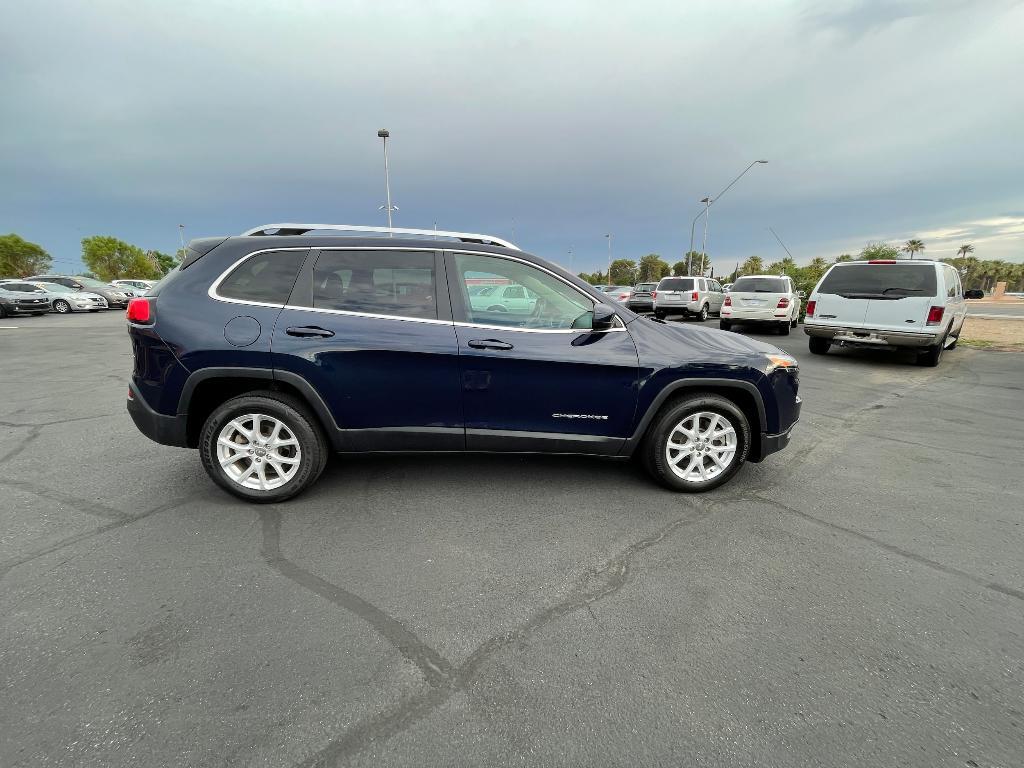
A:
[112, 279, 156, 296]
[719, 275, 801, 335]
[468, 283, 538, 314]
[652, 276, 726, 321]
[601, 285, 633, 303]
[28, 281, 109, 312]
[803, 259, 983, 366]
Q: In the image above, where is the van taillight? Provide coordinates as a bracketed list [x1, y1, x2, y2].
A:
[723, 295, 732, 306]
[806, 300, 816, 318]
[691, 291, 698, 301]
[777, 297, 790, 308]
[926, 306, 944, 325]
[127, 298, 152, 323]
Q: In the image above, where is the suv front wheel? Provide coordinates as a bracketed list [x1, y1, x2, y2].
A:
[199, 392, 328, 503]
[642, 393, 751, 492]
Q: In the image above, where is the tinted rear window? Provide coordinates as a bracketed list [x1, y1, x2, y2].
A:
[817, 264, 937, 297]
[732, 277, 788, 292]
[312, 250, 436, 320]
[657, 278, 695, 290]
[218, 250, 306, 305]
[635, 283, 657, 291]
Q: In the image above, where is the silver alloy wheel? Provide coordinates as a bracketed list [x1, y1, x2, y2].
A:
[665, 411, 737, 483]
[216, 413, 302, 491]
[54, 299, 71, 313]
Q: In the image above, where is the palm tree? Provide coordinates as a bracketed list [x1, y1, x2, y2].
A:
[902, 239, 925, 258]
[956, 243, 974, 258]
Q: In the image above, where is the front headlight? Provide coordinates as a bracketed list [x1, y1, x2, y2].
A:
[764, 353, 798, 374]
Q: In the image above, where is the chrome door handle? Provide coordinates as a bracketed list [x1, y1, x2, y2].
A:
[467, 339, 513, 351]
[286, 326, 335, 338]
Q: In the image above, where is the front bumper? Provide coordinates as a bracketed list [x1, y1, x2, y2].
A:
[127, 380, 189, 447]
[804, 323, 939, 349]
[8, 303, 51, 313]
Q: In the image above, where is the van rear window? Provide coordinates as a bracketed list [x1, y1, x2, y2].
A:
[657, 278, 695, 291]
[817, 264, 937, 297]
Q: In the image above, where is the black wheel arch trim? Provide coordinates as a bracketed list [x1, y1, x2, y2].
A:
[620, 378, 767, 455]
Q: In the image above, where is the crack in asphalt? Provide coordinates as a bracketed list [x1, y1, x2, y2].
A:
[0, 494, 201, 581]
[0, 477, 129, 521]
[0, 413, 119, 429]
[263, 500, 719, 768]
[753, 493, 1024, 602]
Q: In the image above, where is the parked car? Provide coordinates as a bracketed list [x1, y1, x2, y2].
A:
[719, 275, 801, 335]
[112, 279, 156, 295]
[28, 281, 108, 312]
[0, 285, 51, 317]
[652, 276, 726, 321]
[1, 279, 107, 313]
[27, 275, 131, 308]
[626, 282, 658, 312]
[126, 223, 800, 502]
[803, 259, 983, 366]
[722, 283, 733, 293]
[468, 283, 538, 314]
[602, 286, 633, 303]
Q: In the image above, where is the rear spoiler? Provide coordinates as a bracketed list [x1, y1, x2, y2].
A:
[180, 237, 229, 270]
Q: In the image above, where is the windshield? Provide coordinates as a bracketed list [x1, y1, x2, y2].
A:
[634, 283, 657, 291]
[32, 282, 72, 293]
[657, 278, 695, 291]
[76, 277, 114, 289]
[817, 264, 937, 298]
[732, 277, 788, 293]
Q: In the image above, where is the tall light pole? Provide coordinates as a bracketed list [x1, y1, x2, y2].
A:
[178, 224, 186, 259]
[699, 197, 712, 275]
[686, 160, 768, 276]
[568, 246, 574, 274]
[377, 129, 397, 231]
[605, 233, 612, 283]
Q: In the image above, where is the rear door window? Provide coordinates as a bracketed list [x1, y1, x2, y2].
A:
[817, 264, 937, 298]
[731, 277, 789, 293]
[312, 250, 437, 320]
[217, 250, 307, 305]
[657, 278, 695, 291]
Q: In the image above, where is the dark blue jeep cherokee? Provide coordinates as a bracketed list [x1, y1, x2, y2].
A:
[127, 223, 800, 502]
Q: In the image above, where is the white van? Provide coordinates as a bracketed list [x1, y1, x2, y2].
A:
[804, 259, 982, 366]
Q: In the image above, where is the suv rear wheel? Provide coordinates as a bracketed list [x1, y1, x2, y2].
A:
[809, 337, 830, 355]
[199, 392, 328, 503]
[643, 393, 750, 492]
[696, 304, 709, 322]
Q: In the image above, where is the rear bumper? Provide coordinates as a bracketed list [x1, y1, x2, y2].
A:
[627, 298, 653, 309]
[804, 323, 939, 348]
[722, 308, 790, 321]
[127, 380, 189, 447]
[654, 300, 701, 313]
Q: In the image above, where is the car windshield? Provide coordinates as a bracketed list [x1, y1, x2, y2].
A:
[817, 264, 937, 298]
[33, 282, 73, 293]
[635, 283, 657, 291]
[77, 277, 114, 289]
[731, 277, 788, 293]
[657, 278, 695, 291]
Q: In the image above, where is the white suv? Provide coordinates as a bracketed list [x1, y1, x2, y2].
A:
[804, 259, 983, 366]
[719, 275, 801, 335]
[652, 276, 725, 321]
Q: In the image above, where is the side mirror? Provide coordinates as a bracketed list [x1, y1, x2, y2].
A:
[71, 283, 83, 290]
[592, 303, 617, 331]
[964, 289, 984, 300]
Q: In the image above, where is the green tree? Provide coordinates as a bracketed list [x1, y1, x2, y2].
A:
[739, 256, 765, 275]
[577, 271, 606, 285]
[859, 242, 901, 261]
[956, 243, 974, 259]
[766, 257, 798, 277]
[671, 260, 688, 276]
[148, 250, 180, 275]
[81, 236, 162, 281]
[636, 254, 670, 282]
[608, 259, 637, 285]
[902, 238, 925, 258]
[835, 254, 855, 262]
[0, 233, 52, 277]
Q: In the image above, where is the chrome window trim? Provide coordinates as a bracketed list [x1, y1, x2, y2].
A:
[209, 245, 627, 333]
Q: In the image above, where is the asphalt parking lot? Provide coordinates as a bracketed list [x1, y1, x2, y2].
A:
[2, 311, 1022, 768]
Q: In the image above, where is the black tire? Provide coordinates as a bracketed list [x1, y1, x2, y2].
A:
[0, 304, 7, 318]
[791, 316, 798, 328]
[697, 304, 709, 322]
[654, 310, 665, 320]
[199, 392, 328, 503]
[642, 393, 751, 492]
[778, 321, 790, 336]
[916, 337, 945, 367]
[53, 299, 71, 314]
[809, 337, 830, 355]
[719, 320, 732, 331]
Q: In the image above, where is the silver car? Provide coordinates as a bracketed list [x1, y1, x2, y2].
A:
[652, 276, 726, 321]
[28, 281, 109, 312]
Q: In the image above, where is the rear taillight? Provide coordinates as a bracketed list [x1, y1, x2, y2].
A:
[691, 291, 699, 301]
[806, 300, 816, 317]
[126, 297, 151, 323]
[650, 291, 657, 299]
[926, 306, 944, 325]
[723, 295, 732, 306]
[777, 297, 790, 308]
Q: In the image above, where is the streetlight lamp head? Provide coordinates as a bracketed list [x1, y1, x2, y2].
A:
[700, 197, 711, 203]
[377, 129, 390, 138]
[756, 160, 768, 164]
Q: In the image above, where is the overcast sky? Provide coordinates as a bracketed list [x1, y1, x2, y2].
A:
[2, 0, 1022, 276]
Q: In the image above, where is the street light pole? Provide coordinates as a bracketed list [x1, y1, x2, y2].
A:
[568, 246, 574, 274]
[178, 224, 186, 260]
[377, 129, 396, 231]
[605, 234, 612, 283]
[699, 197, 711, 275]
[685, 160, 768, 277]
